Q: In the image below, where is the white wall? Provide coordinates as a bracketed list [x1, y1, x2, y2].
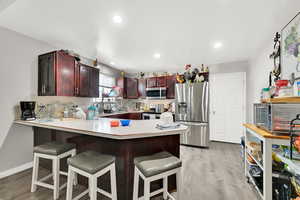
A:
[246, 9, 300, 123]
[0, 26, 56, 172]
[246, 44, 273, 123]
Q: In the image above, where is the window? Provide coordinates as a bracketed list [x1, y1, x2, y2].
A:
[96, 73, 116, 101]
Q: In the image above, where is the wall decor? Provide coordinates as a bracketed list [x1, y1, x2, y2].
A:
[269, 32, 281, 81]
[281, 12, 300, 79]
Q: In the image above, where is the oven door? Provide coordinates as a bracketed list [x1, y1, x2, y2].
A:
[146, 87, 166, 99]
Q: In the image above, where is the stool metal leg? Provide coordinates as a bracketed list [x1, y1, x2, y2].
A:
[144, 180, 150, 200]
[31, 154, 39, 193]
[163, 176, 168, 200]
[66, 167, 74, 200]
[89, 177, 93, 198]
[90, 176, 98, 200]
[133, 167, 139, 200]
[176, 170, 181, 200]
[53, 157, 60, 200]
[110, 163, 117, 200]
[71, 149, 78, 186]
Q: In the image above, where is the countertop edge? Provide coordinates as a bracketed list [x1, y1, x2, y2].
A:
[243, 123, 290, 140]
[14, 120, 187, 140]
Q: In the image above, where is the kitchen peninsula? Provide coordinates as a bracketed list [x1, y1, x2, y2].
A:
[15, 118, 187, 200]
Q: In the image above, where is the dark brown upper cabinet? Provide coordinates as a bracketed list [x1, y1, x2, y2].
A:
[156, 76, 167, 87]
[56, 51, 76, 96]
[117, 77, 138, 99]
[117, 77, 127, 98]
[38, 51, 75, 96]
[146, 76, 167, 88]
[38, 52, 56, 96]
[75, 63, 100, 98]
[38, 50, 99, 97]
[146, 77, 157, 88]
[138, 78, 146, 98]
[126, 78, 139, 99]
[89, 67, 100, 97]
[166, 75, 177, 99]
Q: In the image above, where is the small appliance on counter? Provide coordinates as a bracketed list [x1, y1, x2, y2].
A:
[20, 101, 36, 121]
[254, 103, 300, 133]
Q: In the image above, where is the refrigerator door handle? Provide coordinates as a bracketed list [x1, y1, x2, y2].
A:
[201, 82, 205, 121]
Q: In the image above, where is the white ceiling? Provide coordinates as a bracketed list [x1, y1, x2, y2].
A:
[0, 0, 299, 72]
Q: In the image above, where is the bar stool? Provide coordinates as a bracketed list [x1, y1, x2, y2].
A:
[31, 141, 77, 200]
[133, 151, 182, 200]
[66, 151, 117, 200]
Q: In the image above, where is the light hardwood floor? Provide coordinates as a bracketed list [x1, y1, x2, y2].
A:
[0, 142, 258, 200]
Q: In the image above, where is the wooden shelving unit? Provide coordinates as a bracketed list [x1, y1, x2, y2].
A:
[261, 97, 300, 103]
[244, 124, 290, 200]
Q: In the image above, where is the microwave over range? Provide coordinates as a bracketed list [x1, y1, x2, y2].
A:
[146, 87, 166, 99]
[254, 103, 300, 133]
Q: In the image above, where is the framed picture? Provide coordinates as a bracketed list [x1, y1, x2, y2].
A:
[281, 12, 300, 80]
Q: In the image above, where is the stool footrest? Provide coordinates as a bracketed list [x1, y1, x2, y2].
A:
[38, 174, 53, 182]
[60, 171, 68, 176]
[97, 188, 112, 199]
[167, 192, 176, 200]
[35, 181, 54, 190]
[73, 189, 89, 200]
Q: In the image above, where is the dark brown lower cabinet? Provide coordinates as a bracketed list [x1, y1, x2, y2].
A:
[102, 113, 142, 120]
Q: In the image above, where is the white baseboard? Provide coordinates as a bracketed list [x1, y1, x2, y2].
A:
[0, 162, 33, 179]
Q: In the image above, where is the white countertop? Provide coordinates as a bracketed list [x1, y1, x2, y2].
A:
[14, 118, 187, 140]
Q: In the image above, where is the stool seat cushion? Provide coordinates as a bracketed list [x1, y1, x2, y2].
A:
[134, 151, 181, 177]
[34, 142, 75, 156]
[68, 151, 115, 174]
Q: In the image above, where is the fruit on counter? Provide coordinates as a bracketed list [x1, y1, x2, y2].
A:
[294, 136, 300, 152]
[272, 152, 282, 163]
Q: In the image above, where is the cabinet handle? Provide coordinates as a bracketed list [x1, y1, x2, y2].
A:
[75, 88, 79, 95]
[42, 85, 45, 94]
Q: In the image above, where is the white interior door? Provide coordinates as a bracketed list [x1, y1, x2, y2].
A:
[210, 72, 246, 143]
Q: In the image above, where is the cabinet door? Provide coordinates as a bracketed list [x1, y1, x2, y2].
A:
[117, 77, 127, 98]
[78, 64, 90, 97]
[56, 51, 75, 96]
[166, 75, 176, 99]
[38, 52, 56, 96]
[128, 113, 142, 120]
[146, 77, 157, 88]
[89, 67, 100, 97]
[138, 78, 146, 98]
[156, 76, 166, 87]
[126, 78, 138, 99]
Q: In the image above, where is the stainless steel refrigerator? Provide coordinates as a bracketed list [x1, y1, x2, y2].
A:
[175, 82, 209, 147]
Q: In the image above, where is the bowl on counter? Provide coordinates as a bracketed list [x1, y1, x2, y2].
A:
[120, 119, 131, 126]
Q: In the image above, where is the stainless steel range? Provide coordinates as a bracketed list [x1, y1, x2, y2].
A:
[175, 82, 209, 147]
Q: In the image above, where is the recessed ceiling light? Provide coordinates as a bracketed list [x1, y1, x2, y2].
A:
[110, 62, 115, 65]
[113, 15, 123, 24]
[153, 53, 161, 59]
[214, 42, 223, 49]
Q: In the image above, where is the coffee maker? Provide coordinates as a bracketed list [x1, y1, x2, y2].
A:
[20, 101, 36, 120]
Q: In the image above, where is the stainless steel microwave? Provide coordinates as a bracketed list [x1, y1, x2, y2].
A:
[254, 103, 300, 133]
[146, 87, 166, 99]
